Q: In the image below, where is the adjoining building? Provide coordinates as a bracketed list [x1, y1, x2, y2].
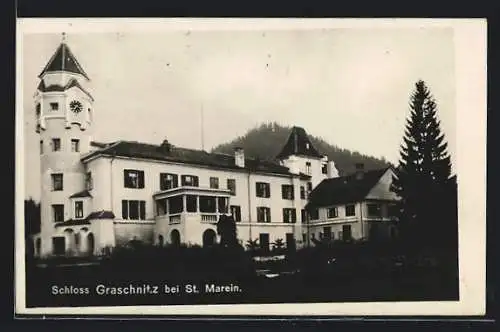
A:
[305, 164, 400, 244]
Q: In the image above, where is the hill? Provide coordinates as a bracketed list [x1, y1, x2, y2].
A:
[211, 122, 391, 176]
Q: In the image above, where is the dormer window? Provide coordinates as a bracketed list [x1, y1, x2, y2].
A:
[50, 102, 59, 111]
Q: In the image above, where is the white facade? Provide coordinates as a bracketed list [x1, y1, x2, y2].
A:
[32, 41, 344, 258]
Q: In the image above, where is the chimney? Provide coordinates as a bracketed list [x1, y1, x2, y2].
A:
[234, 147, 245, 168]
[355, 163, 364, 180]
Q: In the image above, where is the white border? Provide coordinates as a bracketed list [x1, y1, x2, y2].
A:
[15, 18, 487, 316]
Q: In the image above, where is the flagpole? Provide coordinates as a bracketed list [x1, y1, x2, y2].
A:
[201, 104, 205, 151]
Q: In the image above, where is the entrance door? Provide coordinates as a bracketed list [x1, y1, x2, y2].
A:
[52, 237, 65, 255]
[259, 233, 270, 253]
[202, 229, 217, 247]
[342, 225, 352, 241]
[286, 233, 296, 251]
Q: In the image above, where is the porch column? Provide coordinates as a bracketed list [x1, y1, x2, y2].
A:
[182, 195, 186, 212]
[215, 196, 219, 217]
[196, 196, 200, 212]
[165, 198, 169, 216]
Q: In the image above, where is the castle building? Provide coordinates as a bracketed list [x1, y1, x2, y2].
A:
[31, 38, 345, 258]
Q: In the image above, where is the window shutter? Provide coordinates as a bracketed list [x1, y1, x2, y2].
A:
[122, 200, 128, 219]
[194, 176, 199, 187]
[266, 184, 270, 198]
[292, 209, 296, 223]
[123, 171, 128, 187]
[140, 201, 146, 220]
[173, 174, 178, 188]
[138, 171, 145, 188]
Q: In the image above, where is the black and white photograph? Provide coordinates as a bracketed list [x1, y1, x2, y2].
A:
[15, 18, 486, 316]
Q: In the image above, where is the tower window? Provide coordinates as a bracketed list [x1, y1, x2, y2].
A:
[50, 102, 59, 111]
[85, 172, 93, 190]
[75, 201, 84, 219]
[71, 139, 80, 152]
[51, 173, 63, 191]
[52, 138, 61, 152]
[305, 162, 312, 175]
[36, 103, 41, 116]
[52, 204, 64, 222]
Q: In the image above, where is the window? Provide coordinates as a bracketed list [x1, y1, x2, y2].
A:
[282, 208, 297, 223]
[388, 203, 399, 218]
[281, 184, 294, 200]
[227, 179, 236, 195]
[345, 204, 356, 217]
[309, 208, 319, 220]
[124, 170, 145, 189]
[186, 195, 197, 212]
[342, 225, 352, 241]
[218, 197, 228, 213]
[321, 163, 328, 174]
[256, 182, 270, 198]
[160, 173, 178, 190]
[52, 204, 64, 222]
[75, 201, 84, 218]
[307, 182, 313, 193]
[210, 177, 219, 189]
[122, 200, 146, 220]
[327, 207, 338, 218]
[367, 203, 382, 217]
[300, 186, 306, 199]
[50, 102, 59, 111]
[323, 226, 332, 240]
[36, 103, 41, 115]
[52, 138, 61, 151]
[51, 173, 63, 191]
[259, 233, 270, 252]
[301, 209, 307, 223]
[181, 175, 199, 187]
[305, 162, 312, 175]
[199, 196, 216, 213]
[85, 172, 93, 190]
[40, 140, 43, 154]
[230, 205, 241, 222]
[257, 207, 271, 223]
[71, 139, 80, 152]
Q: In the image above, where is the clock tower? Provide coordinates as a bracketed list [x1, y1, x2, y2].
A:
[35, 34, 94, 257]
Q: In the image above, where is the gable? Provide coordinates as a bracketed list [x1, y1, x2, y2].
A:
[365, 168, 400, 201]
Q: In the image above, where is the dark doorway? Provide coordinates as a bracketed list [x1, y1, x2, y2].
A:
[158, 234, 164, 247]
[170, 229, 181, 246]
[202, 229, 217, 247]
[259, 233, 270, 253]
[87, 233, 95, 256]
[286, 233, 296, 251]
[52, 237, 65, 256]
[342, 225, 352, 241]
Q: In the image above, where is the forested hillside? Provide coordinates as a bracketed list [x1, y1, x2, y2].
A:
[212, 122, 391, 176]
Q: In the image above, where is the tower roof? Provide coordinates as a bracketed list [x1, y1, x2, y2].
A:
[38, 42, 90, 80]
[276, 126, 322, 159]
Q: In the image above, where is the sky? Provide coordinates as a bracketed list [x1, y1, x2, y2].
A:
[21, 26, 456, 201]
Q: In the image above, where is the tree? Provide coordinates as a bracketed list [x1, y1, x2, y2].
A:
[391, 80, 455, 250]
[245, 239, 259, 252]
[216, 214, 238, 249]
[272, 238, 285, 252]
[24, 198, 40, 239]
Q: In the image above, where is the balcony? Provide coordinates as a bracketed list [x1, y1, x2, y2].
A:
[154, 186, 231, 225]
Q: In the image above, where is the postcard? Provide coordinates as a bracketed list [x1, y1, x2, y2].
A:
[15, 18, 486, 316]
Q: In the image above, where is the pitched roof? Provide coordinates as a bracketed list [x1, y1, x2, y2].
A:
[54, 210, 115, 227]
[38, 42, 90, 80]
[306, 168, 390, 209]
[276, 126, 322, 160]
[82, 141, 296, 176]
[37, 78, 94, 101]
[69, 190, 92, 198]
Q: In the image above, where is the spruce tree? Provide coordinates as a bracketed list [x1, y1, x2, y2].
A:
[391, 80, 455, 249]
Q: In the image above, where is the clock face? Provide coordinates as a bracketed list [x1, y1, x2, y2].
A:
[69, 100, 83, 114]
